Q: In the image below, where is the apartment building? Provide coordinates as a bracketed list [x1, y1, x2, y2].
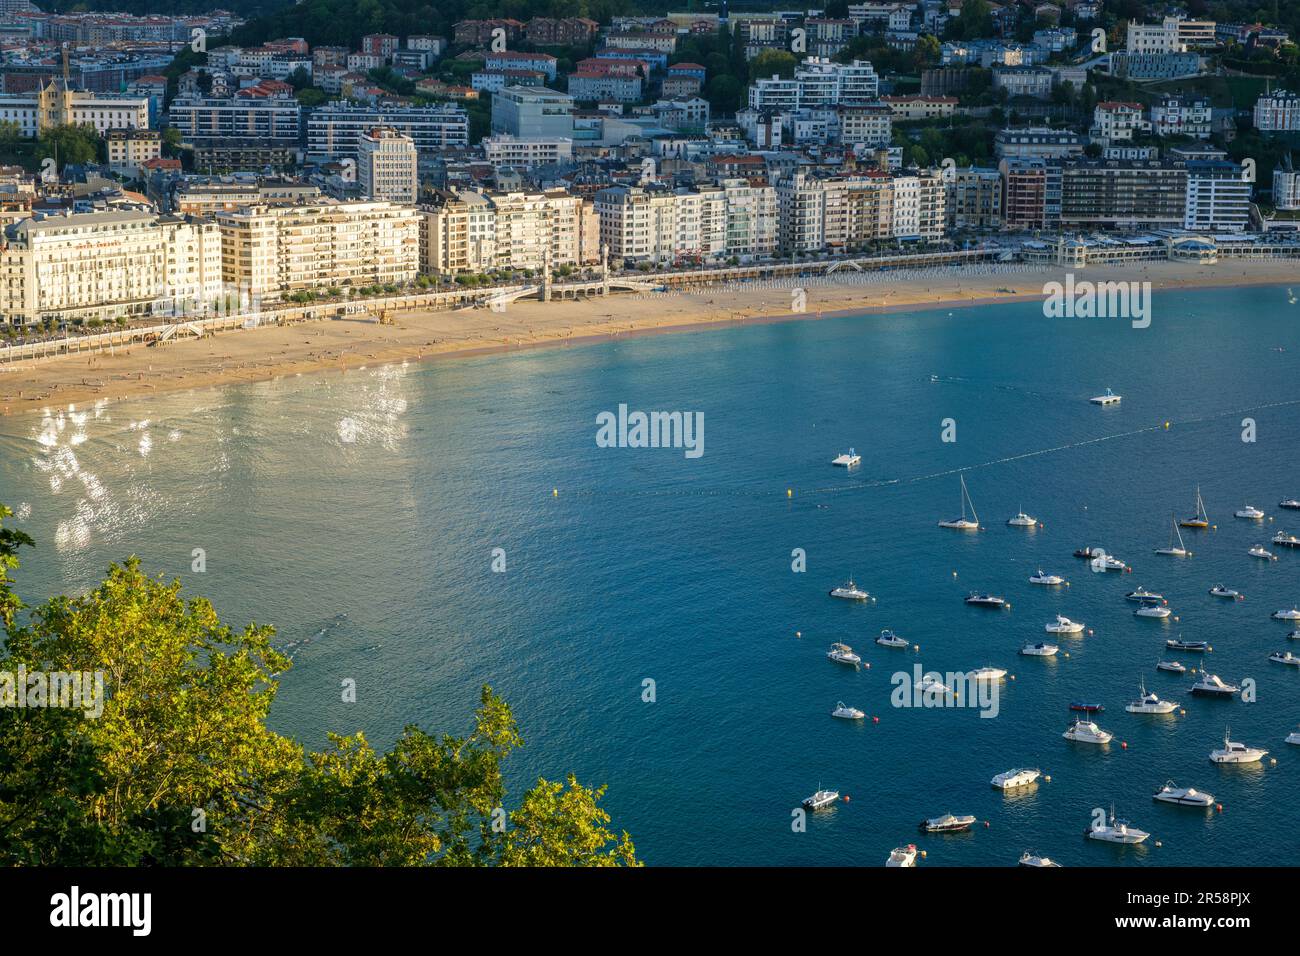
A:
[568, 72, 643, 103]
[998, 158, 1053, 230]
[1058, 160, 1188, 230]
[748, 58, 880, 111]
[994, 127, 1085, 160]
[167, 91, 301, 150]
[594, 179, 776, 265]
[307, 102, 470, 159]
[776, 170, 894, 254]
[484, 51, 558, 81]
[356, 127, 418, 204]
[947, 167, 1003, 230]
[1126, 18, 1187, 54]
[420, 187, 595, 274]
[491, 87, 575, 138]
[1183, 160, 1251, 232]
[482, 135, 574, 168]
[1254, 90, 1300, 132]
[173, 180, 322, 216]
[105, 129, 162, 179]
[216, 200, 421, 299]
[0, 209, 222, 326]
[1274, 154, 1300, 211]
[1091, 101, 1151, 143]
[890, 171, 946, 240]
[1150, 94, 1212, 139]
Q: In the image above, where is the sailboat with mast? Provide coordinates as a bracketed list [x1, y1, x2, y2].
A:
[1154, 513, 1192, 556]
[1179, 486, 1210, 529]
[938, 475, 980, 530]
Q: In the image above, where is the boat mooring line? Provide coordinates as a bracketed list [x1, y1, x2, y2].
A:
[555, 397, 1300, 501]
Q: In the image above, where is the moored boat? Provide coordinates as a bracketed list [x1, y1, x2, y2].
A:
[919, 813, 977, 833]
[1153, 782, 1214, 807]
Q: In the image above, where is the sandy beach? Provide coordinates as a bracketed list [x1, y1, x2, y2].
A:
[0, 259, 1291, 418]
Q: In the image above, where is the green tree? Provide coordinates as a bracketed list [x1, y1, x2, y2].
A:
[35, 124, 101, 170]
[0, 509, 638, 867]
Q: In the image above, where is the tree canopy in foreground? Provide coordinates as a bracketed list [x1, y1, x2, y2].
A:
[0, 503, 638, 866]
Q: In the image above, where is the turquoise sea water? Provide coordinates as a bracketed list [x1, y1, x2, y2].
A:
[2, 284, 1298, 866]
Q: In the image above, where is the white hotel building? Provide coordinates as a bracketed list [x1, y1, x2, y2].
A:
[0, 210, 222, 327]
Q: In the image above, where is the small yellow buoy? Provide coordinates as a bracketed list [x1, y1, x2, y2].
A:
[552, 488, 558, 497]
[1164, 421, 1170, 429]
[1044, 774, 1051, 782]
[1154, 840, 1162, 847]
[795, 631, 802, 638]
[787, 488, 793, 498]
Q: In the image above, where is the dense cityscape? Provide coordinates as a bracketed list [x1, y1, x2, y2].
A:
[0, 0, 1297, 336]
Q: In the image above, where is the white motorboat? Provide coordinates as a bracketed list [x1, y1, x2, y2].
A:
[1286, 726, 1300, 746]
[1235, 506, 1266, 520]
[1190, 673, 1239, 698]
[1090, 388, 1121, 405]
[1008, 508, 1038, 527]
[827, 643, 861, 666]
[1019, 851, 1061, 867]
[1134, 605, 1172, 619]
[1290, 629, 1300, 640]
[831, 449, 861, 467]
[914, 673, 951, 695]
[1020, 641, 1059, 657]
[1268, 650, 1300, 666]
[1209, 730, 1267, 764]
[1249, 544, 1279, 561]
[991, 768, 1041, 790]
[1092, 553, 1128, 572]
[1273, 531, 1300, 548]
[1086, 809, 1149, 844]
[1063, 718, 1113, 744]
[832, 701, 866, 719]
[1045, 615, 1085, 634]
[919, 813, 977, 833]
[1125, 682, 1179, 714]
[1167, 638, 1209, 652]
[1156, 660, 1186, 673]
[1281, 498, 1300, 510]
[938, 474, 980, 530]
[802, 787, 841, 810]
[1126, 587, 1165, 603]
[876, 628, 910, 648]
[970, 666, 1007, 681]
[1153, 782, 1214, 807]
[1154, 513, 1192, 557]
[1029, 570, 1067, 586]
[885, 844, 917, 867]
[1272, 607, 1300, 621]
[1179, 486, 1210, 529]
[828, 578, 872, 601]
[1208, 584, 1243, 600]
[965, 592, 1008, 608]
